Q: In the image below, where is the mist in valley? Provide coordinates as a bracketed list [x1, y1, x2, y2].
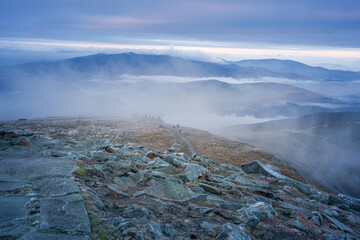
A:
[1, 52, 360, 198]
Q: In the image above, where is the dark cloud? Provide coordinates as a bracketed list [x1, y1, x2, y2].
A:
[0, 0, 360, 47]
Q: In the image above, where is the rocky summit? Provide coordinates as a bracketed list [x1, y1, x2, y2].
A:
[1, 129, 360, 240]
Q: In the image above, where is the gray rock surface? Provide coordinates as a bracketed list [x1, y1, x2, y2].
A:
[1, 128, 360, 240]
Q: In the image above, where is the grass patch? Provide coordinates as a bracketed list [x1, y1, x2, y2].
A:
[74, 167, 86, 176]
[89, 212, 110, 240]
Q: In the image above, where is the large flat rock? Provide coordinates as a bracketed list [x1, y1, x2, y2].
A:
[33, 177, 80, 198]
[18, 232, 89, 240]
[40, 194, 90, 234]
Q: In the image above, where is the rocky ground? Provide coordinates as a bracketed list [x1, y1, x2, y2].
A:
[1, 117, 360, 239]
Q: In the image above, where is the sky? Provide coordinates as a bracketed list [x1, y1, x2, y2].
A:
[1, 0, 360, 68]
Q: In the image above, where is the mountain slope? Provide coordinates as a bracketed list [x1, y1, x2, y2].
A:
[221, 112, 360, 197]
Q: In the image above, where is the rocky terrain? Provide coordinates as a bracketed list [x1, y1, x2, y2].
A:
[1, 117, 360, 239]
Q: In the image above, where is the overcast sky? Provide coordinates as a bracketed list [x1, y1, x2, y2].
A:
[1, 0, 360, 67]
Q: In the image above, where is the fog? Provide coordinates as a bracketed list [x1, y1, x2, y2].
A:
[219, 112, 360, 197]
[1, 54, 360, 198]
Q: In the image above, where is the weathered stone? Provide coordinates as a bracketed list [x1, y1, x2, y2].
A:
[188, 205, 212, 217]
[51, 150, 69, 157]
[0, 180, 27, 191]
[178, 164, 203, 182]
[108, 184, 130, 198]
[155, 165, 177, 175]
[0, 196, 30, 222]
[147, 221, 165, 240]
[33, 177, 80, 198]
[163, 224, 179, 238]
[39, 194, 90, 234]
[91, 151, 112, 161]
[216, 223, 252, 240]
[241, 160, 284, 178]
[200, 183, 222, 195]
[18, 232, 89, 240]
[214, 208, 233, 219]
[94, 198, 105, 210]
[324, 215, 354, 233]
[146, 151, 158, 159]
[163, 155, 184, 168]
[105, 146, 115, 153]
[237, 202, 276, 223]
[191, 186, 206, 194]
[206, 195, 230, 207]
[124, 205, 150, 219]
[135, 180, 200, 203]
[200, 221, 220, 237]
[112, 221, 135, 234]
[286, 179, 317, 196]
[337, 194, 360, 212]
[114, 177, 137, 191]
[322, 208, 339, 217]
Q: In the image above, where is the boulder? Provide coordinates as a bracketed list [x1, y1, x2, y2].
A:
[324, 215, 354, 233]
[216, 223, 252, 240]
[178, 164, 203, 182]
[241, 160, 284, 178]
[124, 205, 150, 219]
[107, 184, 130, 199]
[135, 180, 202, 203]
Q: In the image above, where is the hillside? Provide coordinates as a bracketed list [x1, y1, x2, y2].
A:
[221, 112, 360, 198]
[1, 117, 360, 239]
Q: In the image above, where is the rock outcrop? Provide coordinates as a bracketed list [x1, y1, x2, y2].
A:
[1, 130, 360, 239]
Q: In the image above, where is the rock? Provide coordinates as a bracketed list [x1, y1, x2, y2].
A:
[286, 179, 317, 196]
[155, 165, 177, 175]
[39, 194, 90, 234]
[200, 221, 220, 237]
[33, 177, 80, 198]
[19, 137, 31, 146]
[146, 151, 158, 159]
[0, 180, 27, 191]
[124, 205, 150, 219]
[178, 164, 204, 182]
[324, 215, 354, 233]
[163, 155, 185, 168]
[108, 184, 130, 198]
[18, 232, 89, 240]
[200, 183, 223, 195]
[147, 221, 165, 240]
[94, 198, 105, 210]
[337, 194, 360, 212]
[191, 186, 206, 194]
[105, 146, 115, 153]
[113, 177, 137, 191]
[216, 223, 252, 240]
[237, 202, 276, 225]
[188, 205, 212, 217]
[0, 196, 31, 238]
[112, 221, 136, 234]
[323, 208, 339, 217]
[206, 195, 230, 207]
[51, 150, 69, 157]
[91, 151, 111, 161]
[135, 180, 201, 203]
[241, 160, 284, 178]
[213, 208, 233, 219]
[163, 223, 179, 238]
[287, 219, 305, 231]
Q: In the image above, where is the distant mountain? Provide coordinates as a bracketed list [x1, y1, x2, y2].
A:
[231, 59, 360, 81]
[0, 52, 332, 90]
